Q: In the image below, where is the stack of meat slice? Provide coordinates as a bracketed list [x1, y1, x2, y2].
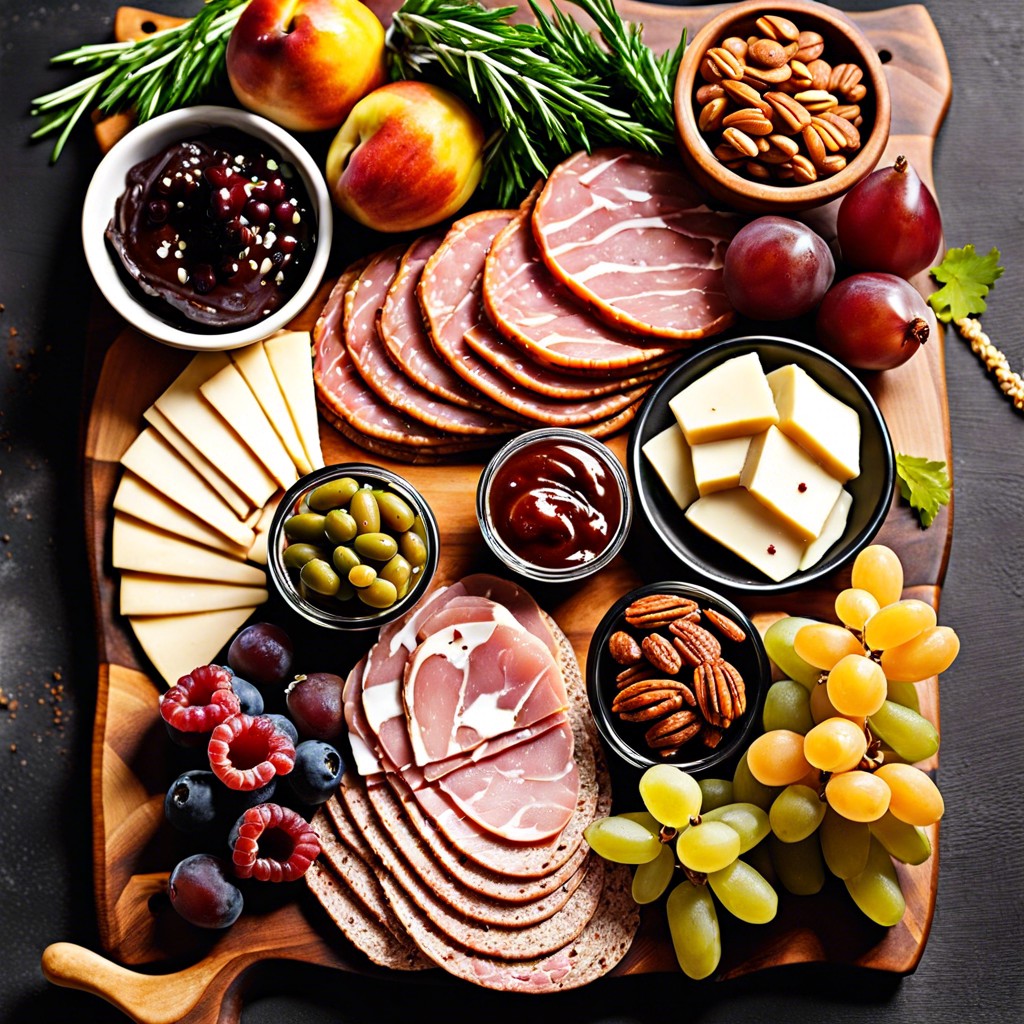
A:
[312, 148, 739, 462]
[306, 574, 639, 990]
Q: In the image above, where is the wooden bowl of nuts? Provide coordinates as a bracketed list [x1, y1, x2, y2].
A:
[586, 582, 770, 773]
[674, 0, 891, 213]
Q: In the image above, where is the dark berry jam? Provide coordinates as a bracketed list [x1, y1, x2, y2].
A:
[105, 129, 316, 331]
[486, 438, 623, 569]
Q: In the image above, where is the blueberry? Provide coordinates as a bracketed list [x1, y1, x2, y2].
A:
[262, 713, 299, 745]
[222, 777, 278, 817]
[164, 770, 220, 834]
[288, 740, 344, 805]
[227, 673, 264, 716]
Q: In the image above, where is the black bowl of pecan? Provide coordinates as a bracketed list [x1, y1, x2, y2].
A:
[587, 582, 770, 772]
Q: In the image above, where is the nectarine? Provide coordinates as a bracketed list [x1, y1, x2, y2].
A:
[226, 0, 387, 133]
[325, 81, 486, 233]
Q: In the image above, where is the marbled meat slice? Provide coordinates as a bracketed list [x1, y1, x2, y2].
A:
[418, 210, 649, 427]
[484, 197, 680, 369]
[313, 267, 492, 462]
[402, 618, 569, 767]
[532, 148, 739, 339]
[345, 246, 516, 436]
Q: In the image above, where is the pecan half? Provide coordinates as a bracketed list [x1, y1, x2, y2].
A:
[669, 619, 722, 666]
[642, 633, 682, 675]
[703, 608, 748, 643]
[693, 658, 747, 728]
[701, 725, 725, 750]
[615, 664, 656, 689]
[612, 679, 695, 723]
[608, 630, 643, 666]
[645, 709, 702, 750]
[624, 594, 699, 629]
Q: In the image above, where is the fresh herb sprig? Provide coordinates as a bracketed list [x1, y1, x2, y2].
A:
[30, 0, 249, 163]
[895, 453, 952, 528]
[387, 0, 685, 205]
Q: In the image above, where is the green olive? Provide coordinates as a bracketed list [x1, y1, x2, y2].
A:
[357, 578, 399, 609]
[283, 512, 328, 543]
[282, 542, 326, 570]
[307, 476, 360, 512]
[324, 509, 358, 544]
[373, 491, 416, 532]
[379, 553, 412, 592]
[334, 578, 357, 603]
[299, 557, 341, 596]
[399, 529, 428, 568]
[331, 545, 361, 577]
[348, 564, 378, 589]
[411, 513, 428, 544]
[354, 532, 399, 562]
[349, 489, 381, 534]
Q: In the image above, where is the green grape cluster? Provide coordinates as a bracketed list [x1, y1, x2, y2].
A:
[584, 765, 777, 980]
[750, 543, 952, 926]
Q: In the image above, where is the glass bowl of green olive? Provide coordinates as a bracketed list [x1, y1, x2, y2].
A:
[267, 463, 439, 631]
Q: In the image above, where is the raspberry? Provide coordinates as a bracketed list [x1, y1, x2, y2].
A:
[208, 713, 295, 792]
[160, 665, 241, 745]
[230, 803, 320, 882]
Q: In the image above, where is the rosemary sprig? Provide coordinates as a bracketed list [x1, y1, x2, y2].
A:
[30, 0, 249, 163]
[387, 0, 685, 206]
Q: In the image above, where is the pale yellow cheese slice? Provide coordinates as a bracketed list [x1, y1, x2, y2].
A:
[246, 493, 282, 566]
[641, 425, 698, 511]
[231, 341, 313, 475]
[767, 364, 861, 482]
[740, 425, 843, 542]
[200, 362, 299, 491]
[113, 471, 248, 558]
[799, 488, 853, 571]
[112, 513, 266, 586]
[119, 429, 256, 550]
[120, 573, 268, 616]
[691, 435, 753, 495]
[154, 353, 278, 508]
[686, 488, 807, 582]
[265, 330, 324, 471]
[129, 606, 259, 687]
[669, 352, 778, 445]
[143, 404, 253, 519]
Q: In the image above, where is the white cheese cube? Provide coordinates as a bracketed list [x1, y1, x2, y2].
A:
[691, 435, 753, 495]
[669, 352, 778, 445]
[641, 424, 698, 511]
[685, 488, 807, 582]
[767, 363, 861, 482]
[799, 488, 853, 571]
[740, 426, 844, 542]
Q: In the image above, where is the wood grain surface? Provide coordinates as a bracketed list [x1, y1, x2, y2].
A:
[44, 3, 953, 1022]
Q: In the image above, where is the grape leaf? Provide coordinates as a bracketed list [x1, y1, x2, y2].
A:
[928, 245, 1003, 323]
[895, 453, 951, 528]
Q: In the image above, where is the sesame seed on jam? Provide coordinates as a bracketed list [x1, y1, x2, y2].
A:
[106, 129, 315, 331]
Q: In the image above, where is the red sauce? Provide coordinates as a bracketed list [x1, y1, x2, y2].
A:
[487, 439, 622, 570]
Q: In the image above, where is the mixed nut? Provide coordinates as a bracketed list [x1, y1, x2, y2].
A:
[606, 594, 750, 759]
[694, 12, 869, 185]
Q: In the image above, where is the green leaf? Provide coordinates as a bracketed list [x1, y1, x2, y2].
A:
[927, 244, 1004, 323]
[895, 453, 951, 528]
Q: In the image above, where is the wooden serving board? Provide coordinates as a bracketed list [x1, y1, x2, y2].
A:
[43, 3, 953, 1021]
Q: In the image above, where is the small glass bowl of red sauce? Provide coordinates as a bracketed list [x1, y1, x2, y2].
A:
[476, 428, 632, 583]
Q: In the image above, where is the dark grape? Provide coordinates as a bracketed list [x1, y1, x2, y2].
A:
[228, 623, 294, 687]
[285, 672, 346, 741]
[837, 155, 943, 279]
[723, 216, 834, 320]
[168, 853, 244, 929]
[815, 273, 931, 371]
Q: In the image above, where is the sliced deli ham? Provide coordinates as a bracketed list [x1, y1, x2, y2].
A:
[532, 147, 739, 339]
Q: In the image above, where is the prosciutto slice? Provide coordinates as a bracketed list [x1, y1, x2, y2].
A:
[402, 620, 568, 766]
[532, 148, 739, 339]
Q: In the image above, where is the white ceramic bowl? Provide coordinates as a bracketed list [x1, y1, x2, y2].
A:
[81, 106, 333, 351]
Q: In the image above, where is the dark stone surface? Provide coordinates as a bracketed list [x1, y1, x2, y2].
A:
[0, 1, 1020, 1021]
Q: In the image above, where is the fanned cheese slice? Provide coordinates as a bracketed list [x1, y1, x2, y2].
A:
[120, 573, 268, 615]
[112, 513, 266, 586]
[231, 341, 313, 475]
[119, 429, 256, 550]
[153, 353, 278, 507]
[247, 493, 281, 566]
[199, 362, 298, 491]
[129, 606, 259, 687]
[143, 404, 253, 518]
[265, 330, 324, 471]
[113, 471, 247, 557]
